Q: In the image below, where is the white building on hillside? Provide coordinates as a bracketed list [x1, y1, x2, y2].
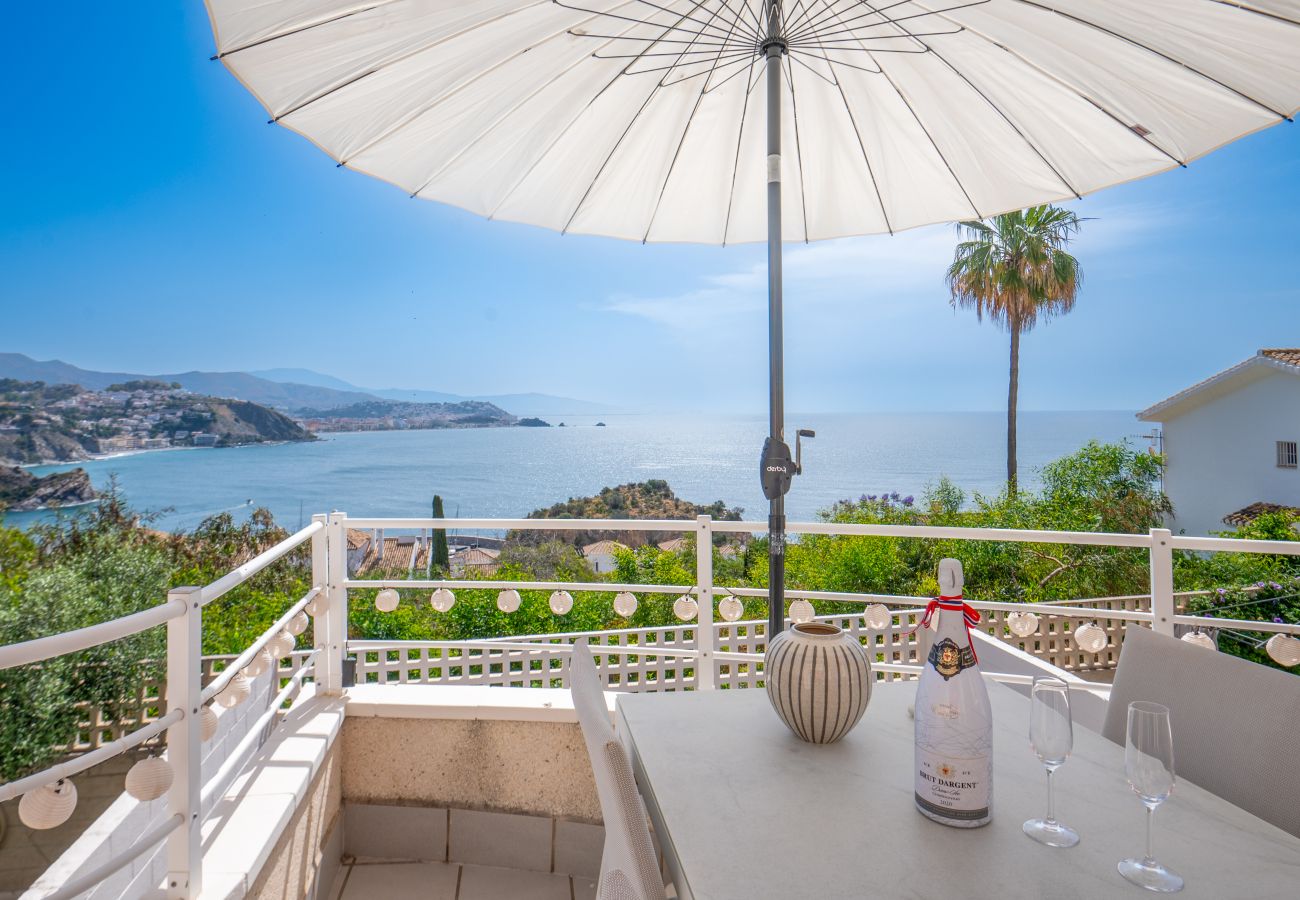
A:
[1138, 349, 1300, 536]
[582, 540, 627, 574]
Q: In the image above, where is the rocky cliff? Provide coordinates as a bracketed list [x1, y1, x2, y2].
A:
[207, 400, 316, 446]
[0, 466, 96, 511]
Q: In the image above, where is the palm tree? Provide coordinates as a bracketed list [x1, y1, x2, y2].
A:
[947, 205, 1083, 493]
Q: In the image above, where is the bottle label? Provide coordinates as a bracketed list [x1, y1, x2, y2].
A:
[928, 636, 976, 681]
[915, 745, 990, 821]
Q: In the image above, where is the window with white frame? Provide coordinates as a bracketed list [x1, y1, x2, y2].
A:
[1278, 441, 1298, 469]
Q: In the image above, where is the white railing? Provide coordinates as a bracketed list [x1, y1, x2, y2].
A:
[4, 510, 1300, 899]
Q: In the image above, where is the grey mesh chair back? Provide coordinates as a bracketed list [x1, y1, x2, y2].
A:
[1103, 624, 1300, 837]
[569, 641, 666, 900]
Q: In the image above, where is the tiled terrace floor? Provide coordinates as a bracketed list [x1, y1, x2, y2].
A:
[328, 860, 597, 900]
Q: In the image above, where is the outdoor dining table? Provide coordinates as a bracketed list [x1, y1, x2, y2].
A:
[616, 681, 1300, 900]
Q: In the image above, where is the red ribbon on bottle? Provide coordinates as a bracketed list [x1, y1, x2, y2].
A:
[916, 595, 982, 663]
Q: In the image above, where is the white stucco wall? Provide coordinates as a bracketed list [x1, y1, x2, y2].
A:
[1158, 370, 1300, 535]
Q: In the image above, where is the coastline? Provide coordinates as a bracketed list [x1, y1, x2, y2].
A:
[14, 441, 300, 470]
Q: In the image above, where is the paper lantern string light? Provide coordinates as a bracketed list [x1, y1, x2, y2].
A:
[1006, 611, 1040, 638]
[286, 611, 310, 636]
[19, 779, 77, 830]
[217, 672, 252, 709]
[1265, 632, 1300, 667]
[613, 591, 638, 618]
[1180, 630, 1217, 651]
[125, 756, 174, 802]
[497, 589, 522, 613]
[200, 705, 220, 742]
[374, 588, 400, 613]
[718, 594, 744, 622]
[863, 603, 892, 630]
[430, 588, 456, 612]
[1073, 622, 1108, 654]
[673, 594, 698, 622]
[788, 599, 814, 624]
[549, 590, 573, 615]
[242, 647, 273, 680]
[304, 591, 327, 617]
[268, 630, 296, 660]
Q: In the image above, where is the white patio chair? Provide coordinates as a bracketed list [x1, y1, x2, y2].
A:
[1102, 624, 1300, 837]
[568, 640, 670, 900]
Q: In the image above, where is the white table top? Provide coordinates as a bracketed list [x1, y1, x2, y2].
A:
[617, 682, 1300, 900]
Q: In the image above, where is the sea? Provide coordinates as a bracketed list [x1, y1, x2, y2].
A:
[8, 412, 1143, 533]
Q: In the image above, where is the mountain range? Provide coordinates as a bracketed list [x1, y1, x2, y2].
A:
[0, 354, 609, 417]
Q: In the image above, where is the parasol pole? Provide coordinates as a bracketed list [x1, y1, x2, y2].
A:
[763, 2, 787, 640]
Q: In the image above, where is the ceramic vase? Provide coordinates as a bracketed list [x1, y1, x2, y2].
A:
[765, 622, 872, 744]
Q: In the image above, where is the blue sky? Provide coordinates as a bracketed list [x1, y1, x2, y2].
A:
[2, 5, 1297, 414]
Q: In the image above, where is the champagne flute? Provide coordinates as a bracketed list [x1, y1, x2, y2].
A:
[1022, 676, 1079, 847]
[1119, 701, 1183, 893]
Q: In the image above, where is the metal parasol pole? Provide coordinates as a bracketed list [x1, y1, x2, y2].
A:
[764, 3, 786, 640]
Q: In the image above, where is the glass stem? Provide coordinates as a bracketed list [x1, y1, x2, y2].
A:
[1045, 767, 1056, 825]
[1144, 804, 1156, 863]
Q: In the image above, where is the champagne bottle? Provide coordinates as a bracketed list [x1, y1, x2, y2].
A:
[914, 559, 993, 827]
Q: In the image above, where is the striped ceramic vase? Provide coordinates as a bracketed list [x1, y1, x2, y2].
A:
[765, 622, 873, 744]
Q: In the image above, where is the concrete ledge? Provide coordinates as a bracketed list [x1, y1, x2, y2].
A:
[341, 684, 614, 722]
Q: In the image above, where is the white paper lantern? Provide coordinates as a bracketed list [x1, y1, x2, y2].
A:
[613, 591, 638, 618]
[242, 647, 274, 680]
[268, 630, 296, 659]
[286, 611, 310, 636]
[718, 595, 744, 622]
[430, 588, 456, 612]
[863, 603, 892, 630]
[788, 599, 815, 624]
[374, 588, 400, 612]
[125, 757, 174, 802]
[673, 594, 698, 622]
[1180, 630, 1217, 651]
[1073, 622, 1108, 654]
[1265, 633, 1300, 667]
[304, 592, 327, 617]
[217, 672, 252, 709]
[19, 779, 77, 830]
[497, 589, 522, 613]
[1007, 611, 1040, 638]
[549, 590, 573, 615]
[199, 705, 220, 742]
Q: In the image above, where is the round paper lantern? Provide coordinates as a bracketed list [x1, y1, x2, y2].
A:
[430, 588, 456, 612]
[217, 672, 252, 709]
[304, 592, 327, 617]
[497, 589, 522, 613]
[673, 594, 698, 622]
[374, 588, 400, 612]
[286, 611, 310, 636]
[199, 705, 220, 742]
[1181, 630, 1216, 651]
[19, 779, 77, 830]
[242, 647, 273, 680]
[613, 591, 638, 618]
[268, 630, 296, 659]
[549, 590, 573, 615]
[863, 603, 892, 630]
[1073, 622, 1108, 654]
[718, 595, 744, 622]
[125, 757, 174, 802]
[788, 599, 814, 624]
[1266, 633, 1300, 667]
[1007, 611, 1040, 638]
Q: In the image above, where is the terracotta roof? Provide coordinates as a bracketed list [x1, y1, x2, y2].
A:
[453, 547, 500, 568]
[658, 537, 687, 553]
[1259, 349, 1300, 368]
[346, 528, 372, 550]
[1223, 502, 1300, 527]
[1138, 349, 1300, 421]
[582, 540, 628, 556]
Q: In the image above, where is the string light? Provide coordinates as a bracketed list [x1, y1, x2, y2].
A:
[304, 592, 327, 617]
[549, 590, 573, 615]
[497, 589, 522, 613]
[430, 588, 455, 612]
[374, 588, 399, 612]
[241, 647, 273, 680]
[1180, 630, 1216, 651]
[125, 757, 173, 802]
[267, 630, 296, 659]
[1073, 622, 1108, 654]
[613, 591, 638, 617]
[286, 611, 310, 636]
[673, 594, 698, 622]
[19, 779, 77, 830]
[1007, 611, 1040, 638]
[200, 705, 220, 742]
[788, 599, 814, 623]
[1266, 633, 1300, 667]
[718, 594, 744, 622]
[863, 603, 892, 630]
[217, 672, 252, 709]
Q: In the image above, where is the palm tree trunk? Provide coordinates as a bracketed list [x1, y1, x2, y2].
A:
[1007, 324, 1020, 493]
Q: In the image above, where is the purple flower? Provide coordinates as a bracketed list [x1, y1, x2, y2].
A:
[1274, 616, 1285, 624]
[903, 496, 915, 507]
[1216, 588, 1227, 595]
[1270, 582, 1282, 590]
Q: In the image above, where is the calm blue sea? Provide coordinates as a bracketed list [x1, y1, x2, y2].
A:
[9, 412, 1142, 532]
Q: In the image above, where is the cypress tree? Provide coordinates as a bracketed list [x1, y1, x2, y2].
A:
[432, 494, 450, 570]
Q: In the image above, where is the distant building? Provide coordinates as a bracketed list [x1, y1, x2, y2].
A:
[346, 529, 373, 574]
[582, 540, 627, 574]
[1138, 348, 1300, 536]
[449, 546, 500, 576]
[658, 537, 687, 554]
[192, 433, 218, 447]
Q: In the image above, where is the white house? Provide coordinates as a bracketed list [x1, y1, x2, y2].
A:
[581, 539, 627, 574]
[1137, 349, 1300, 536]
